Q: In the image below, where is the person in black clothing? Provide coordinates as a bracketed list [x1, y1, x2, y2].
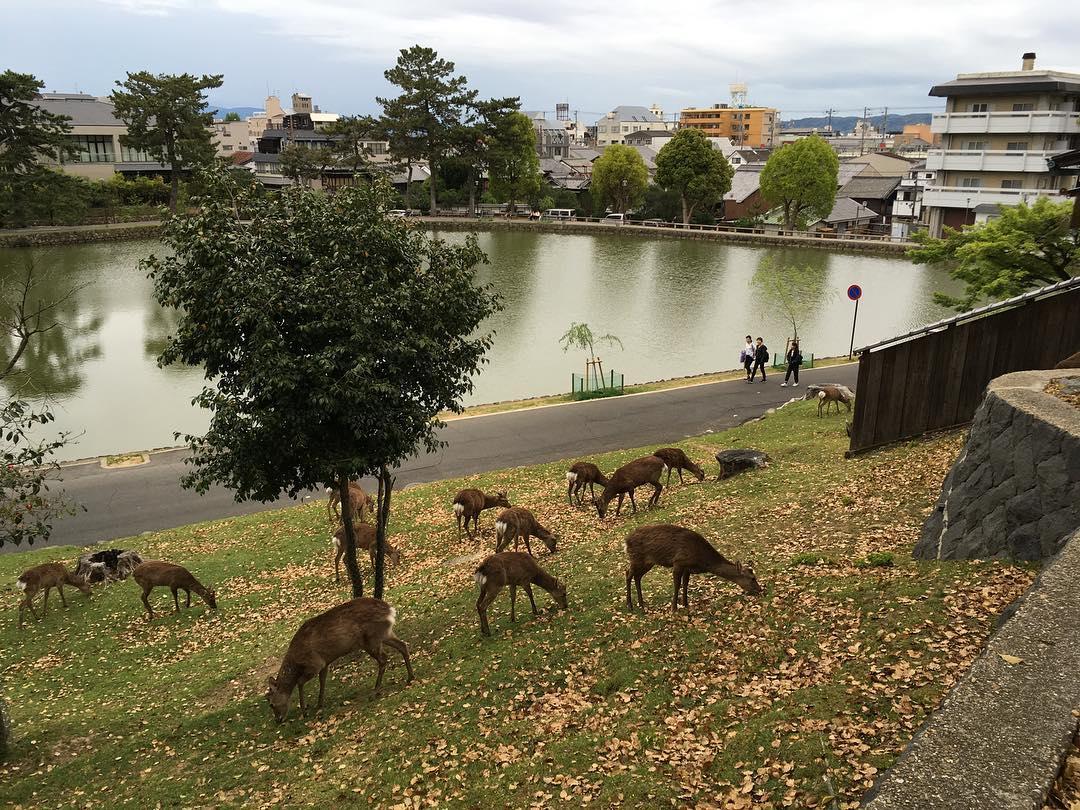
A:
[751, 337, 769, 382]
[781, 340, 802, 387]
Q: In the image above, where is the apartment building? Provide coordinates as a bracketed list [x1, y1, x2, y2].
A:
[211, 120, 251, 156]
[923, 52, 1080, 236]
[679, 105, 779, 148]
[593, 106, 674, 147]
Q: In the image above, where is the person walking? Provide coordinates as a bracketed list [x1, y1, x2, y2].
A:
[751, 337, 769, 382]
[781, 340, 802, 387]
[741, 335, 755, 383]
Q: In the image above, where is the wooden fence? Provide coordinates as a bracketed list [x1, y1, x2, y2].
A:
[847, 282, 1080, 454]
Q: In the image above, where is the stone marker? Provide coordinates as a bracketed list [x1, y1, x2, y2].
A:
[715, 449, 770, 480]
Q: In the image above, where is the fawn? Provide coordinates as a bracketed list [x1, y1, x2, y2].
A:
[624, 523, 762, 615]
[332, 523, 402, 583]
[16, 562, 91, 627]
[452, 489, 510, 540]
[266, 597, 413, 722]
[132, 561, 217, 620]
[326, 482, 374, 526]
[596, 455, 666, 518]
[474, 552, 567, 636]
[652, 448, 705, 485]
[494, 507, 557, 556]
[817, 386, 854, 417]
[566, 462, 609, 505]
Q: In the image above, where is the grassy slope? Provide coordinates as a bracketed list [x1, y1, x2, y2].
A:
[0, 403, 1032, 809]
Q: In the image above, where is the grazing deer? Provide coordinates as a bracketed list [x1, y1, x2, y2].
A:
[332, 523, 402, 583]
[624, 524, 762, 615]
[132, 561, 217, 621]
[566, 462, 609, 505]
[265, 597, 414, 722]
[326, 482, 374, 527]
[595, 455, 666, 519]
[494, 507, 557, 556]
[652, 448, 705, 485]
[817, 386, 853, 417]
[474, 552, 568, 636]
[16, 562, 91, 627]
[452, 489, 510, 540]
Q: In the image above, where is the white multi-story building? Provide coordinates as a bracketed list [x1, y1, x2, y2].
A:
[923, 52, 1080, 236]
[890, 164, 937, 239]
[593, 105, 675, 147]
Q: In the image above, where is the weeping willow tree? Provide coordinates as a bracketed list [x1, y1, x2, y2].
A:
[559, 322, 623, 391]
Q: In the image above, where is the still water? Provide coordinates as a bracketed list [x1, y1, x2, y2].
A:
[0, 231, 960, 459]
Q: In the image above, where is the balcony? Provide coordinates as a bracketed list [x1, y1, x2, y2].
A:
[931, 111, 1080, 135]
[922, 185, 1063, 209]
[926, 149, 1061, 172]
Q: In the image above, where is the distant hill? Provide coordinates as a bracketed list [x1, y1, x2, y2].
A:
[781, 112, 933, 134]
[208, 105, 262, 120]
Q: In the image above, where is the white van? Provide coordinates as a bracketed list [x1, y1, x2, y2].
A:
[603, 213, 627, 224]
[544, 209, 575, 220]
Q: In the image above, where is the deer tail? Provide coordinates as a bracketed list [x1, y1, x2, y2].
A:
[566, 471, 577, 483]
[453, 503, 464, 517]
[16, 578, 27, 592]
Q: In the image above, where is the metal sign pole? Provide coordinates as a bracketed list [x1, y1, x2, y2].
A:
[849, 298, 859, 359]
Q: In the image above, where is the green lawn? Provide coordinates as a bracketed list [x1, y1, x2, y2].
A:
[0, 402, 1032, 808]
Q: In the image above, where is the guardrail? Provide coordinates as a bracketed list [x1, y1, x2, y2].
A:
[421, 212, 910, 244]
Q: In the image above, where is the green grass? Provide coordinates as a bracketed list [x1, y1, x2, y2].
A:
[0, 402, 1033, 808]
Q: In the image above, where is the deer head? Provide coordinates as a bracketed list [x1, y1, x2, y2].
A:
[265, 676, 291, 723]
[550, 578, 569, 609]
[204, 589, 218, 609]
[731, 562, 763, 596]
[541, 534, 558, 553]
[493, 491, 511, 508]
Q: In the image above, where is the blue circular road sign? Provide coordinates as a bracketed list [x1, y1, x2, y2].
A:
[847, 284, 863, 301]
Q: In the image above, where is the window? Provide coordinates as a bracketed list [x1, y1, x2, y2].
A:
[970, 103, 988, 113]
[119, 140, 151, 162]
[1000, 179, 1020, 189]
[223, 144, 233, 151]
[1005, 142, 1028, 152]
[68, 135, 114, 163]
[960, 177, 982, 188]
[965, 140, 986, 150]
[1012, 103, 1034, 111]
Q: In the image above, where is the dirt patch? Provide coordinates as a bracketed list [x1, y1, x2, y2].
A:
[102, 452, 150, 468]
[197, 655, 281, 712]
[443, 551, 487, 568]
[1046, 378, 1080, 410]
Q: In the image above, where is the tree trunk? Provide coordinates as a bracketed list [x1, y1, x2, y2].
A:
[373, 465, 395, 600]
[337, 474, 364, 598]
[404, 160, 413, 210]
[429, 156, 438, 215]
[169, 171, 180, 213]
[467, 167, 477, 215]
[681, 195, 690, 224]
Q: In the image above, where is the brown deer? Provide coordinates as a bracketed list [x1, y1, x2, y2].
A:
[652, 448, 705, 485]
[452, 489, 510, 540]
[326, 482, 374, 527]
[566, 462, 609, 505]
[494, 507, 557, 555]
[132, 561, 217, 620]
[474, 552, 568, 636]
[624, 524, 762, 615]
[16, 562, 91, 627]
[332, 523, 402, 583]
[817, 386, 853, 417]
[595, 455, 666, 518]
[265, 597, 414, 722]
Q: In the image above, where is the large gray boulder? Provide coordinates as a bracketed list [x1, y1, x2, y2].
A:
[715, 449, 770, 480]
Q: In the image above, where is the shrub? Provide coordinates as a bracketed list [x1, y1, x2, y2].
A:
[790, 552, 827, 566]
[855, 552, 895, 569]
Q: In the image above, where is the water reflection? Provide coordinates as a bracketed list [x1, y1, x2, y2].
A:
[0, 232, 962, 459]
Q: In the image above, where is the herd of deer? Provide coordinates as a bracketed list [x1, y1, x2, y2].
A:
[15, 442, 767, 723]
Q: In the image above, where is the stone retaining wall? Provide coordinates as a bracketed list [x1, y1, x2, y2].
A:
[916, 369, 1080, 561]
[418, 218, 910, 255]
[0, 222, 162, 248]
[862, 526, 1080, 809]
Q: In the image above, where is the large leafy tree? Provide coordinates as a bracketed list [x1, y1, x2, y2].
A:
[322, 114, 384, 175]
[454, 97, 520, 214]
[591, 144, 649, 215]
[145, 168, 500, 598]
[909, 197, 1080, 311]
[378, 45, 476, 215]
[110, 71, 224, 210]
[760, 135, 839, 230]
[488, 111, 541, 214]
[655, 128, 733, 224]
[278, 144, 331, 187]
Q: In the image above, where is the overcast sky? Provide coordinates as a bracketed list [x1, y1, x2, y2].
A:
[3, 0, 1079, 122]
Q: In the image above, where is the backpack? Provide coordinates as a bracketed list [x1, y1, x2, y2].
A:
[763, 349, 770, 363]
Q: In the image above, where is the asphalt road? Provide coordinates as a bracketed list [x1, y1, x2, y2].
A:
[8, 365, 859, 553]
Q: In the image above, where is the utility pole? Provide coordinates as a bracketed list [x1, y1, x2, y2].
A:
[881, 106, 889, 148]
[860, 106, 868, 155]
[825, 107, 834, 133]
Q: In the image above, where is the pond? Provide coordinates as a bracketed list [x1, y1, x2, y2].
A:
[0, 230, 960, 459]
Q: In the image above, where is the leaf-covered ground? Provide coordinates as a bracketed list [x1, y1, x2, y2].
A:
[0, 402, 1034, 808]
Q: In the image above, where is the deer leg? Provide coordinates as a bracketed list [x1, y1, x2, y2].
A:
[650, 482, 663, 507]
[625, 568, 634, 610]
[383, 635, 414, 683]
[589, 482, 598, 503]
[671, 567, 683, 612]
[521, 534, 536, 557]
[298, 678, 308, 715]
[509, 585, 517, 622]
[635, 568, 649, 611]
[681, 571, 691, 610]
[627, 491, 637, 514]
[524, 584, 538, 615]
[142, 587, 155, 620]
[373, 647, 389, 691]
[185, 589, 192, 608]
[316, 667, 328, 712]
[335, 543, 344, 583]
[41, 586, 50, 617]
[456, 512, 462, 540]
[666, 466, 672, 486]
[678, 468, 685, 484]
[58, 584, 68, 608]
[171, 587, 180, 612]
[477, 585, 502, 636]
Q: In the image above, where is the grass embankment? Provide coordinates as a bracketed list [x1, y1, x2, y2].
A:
[448, 356, 855, 419]
[0, 403, 1031, 808]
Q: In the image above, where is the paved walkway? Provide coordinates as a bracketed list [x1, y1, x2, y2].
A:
[5, 365, 858, 553]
